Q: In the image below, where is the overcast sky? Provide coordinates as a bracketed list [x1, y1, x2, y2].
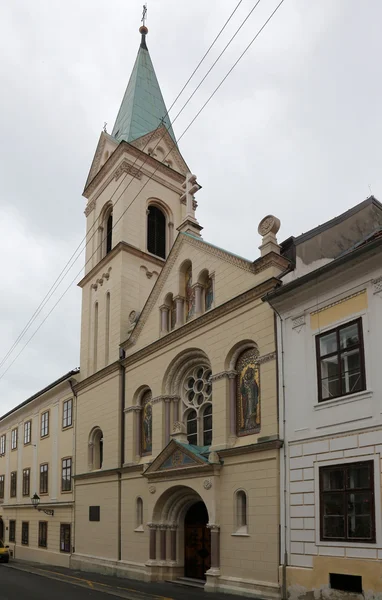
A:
[0, 0, 381, 413]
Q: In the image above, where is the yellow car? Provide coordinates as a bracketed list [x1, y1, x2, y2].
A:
[0, 540, 9, 563]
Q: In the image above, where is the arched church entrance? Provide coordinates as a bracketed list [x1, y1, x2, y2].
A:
[184, 501, 211, 580]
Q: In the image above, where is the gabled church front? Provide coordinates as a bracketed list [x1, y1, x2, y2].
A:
[72, 22, 288, 597]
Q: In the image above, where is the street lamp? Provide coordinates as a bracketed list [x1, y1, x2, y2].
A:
[31, 493, 54, 516]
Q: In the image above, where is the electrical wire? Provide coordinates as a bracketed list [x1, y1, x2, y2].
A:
[0, 0, 246, 372]
[0, 0, 286, 380]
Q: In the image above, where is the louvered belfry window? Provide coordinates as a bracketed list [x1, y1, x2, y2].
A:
[147, 206, 166, 258]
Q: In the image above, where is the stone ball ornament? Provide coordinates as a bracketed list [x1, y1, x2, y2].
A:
[258, 215, 281, 237]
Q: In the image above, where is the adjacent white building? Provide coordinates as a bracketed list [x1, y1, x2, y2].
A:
[265, 197, 382, 600]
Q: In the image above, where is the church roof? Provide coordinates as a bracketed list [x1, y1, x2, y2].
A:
[111, 28, 176, 145]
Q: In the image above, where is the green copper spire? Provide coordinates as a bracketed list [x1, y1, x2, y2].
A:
[112, 26, 176, 145]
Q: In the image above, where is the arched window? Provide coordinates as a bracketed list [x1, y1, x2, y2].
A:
[236, 348, 260, 437]
[89, 427, 104, 470]
[186, 410, 197, 445]
[205, 277, 214, 311]
[235, 490, 248, 533]
[136, 497, 143, 530]
[140, 391, 152, 456]
[203, 404, 212, 446]
[147, 206, 166, 258]
[106, 210, 113, 255]
[183, 366, 212, 446]
[93, 302, 98, 373]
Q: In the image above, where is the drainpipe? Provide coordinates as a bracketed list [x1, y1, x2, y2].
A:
[69, 378, 78, 556]
[118, 358, 126, 561]
[267, 299, 287, 600]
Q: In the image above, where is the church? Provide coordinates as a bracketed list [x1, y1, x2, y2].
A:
[71, 22, 287, 597]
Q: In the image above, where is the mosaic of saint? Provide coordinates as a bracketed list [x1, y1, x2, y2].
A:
[236, 349, 260, 436]
[186, 266, 195, 321]
[141, 391, 152, 455]
[205, 277, 214, 311]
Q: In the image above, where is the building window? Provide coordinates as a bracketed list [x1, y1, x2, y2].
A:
[0, 435, 5, 455]
[320, 460, 375, 543]
[9, 520, 16, 542]
[61, 458, 72, 492]
[106, 209, 113, 255]
[62, 399, 73, 428]
[60, 524, 71, 553]
[10, 471, 17, 497]
[22, 468, 30, 497]
[89, 428, 103, 470]
[41, 411, 49, 437]
[203, 404, 213, 446]
[147, 205, 166, 258]
[205, 277, 214, 311]
[24, 420, 31, 445]
[11, 428, 18, 450]
[140, 390, 153, 456]
[136, 497, 143, 529]
[183, 365, 212, 446]
[89, 506, 100, 521]
[235, 490, 248, 533]
[40, 464, 48, 494]
[316, 318, 366, 402]
[38, 521, 48, 548]
[0, 475, 4, 499]
[21, 522, 29, 545]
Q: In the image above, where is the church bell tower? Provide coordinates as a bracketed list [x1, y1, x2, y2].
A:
[78, 19, 201, 380]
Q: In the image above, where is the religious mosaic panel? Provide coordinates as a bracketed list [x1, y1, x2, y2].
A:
[159, 448, 198, 470]
[141, 390, 152, 455]
[205, 277, 214, 311]
[236, 349, 260, 436]
[186, 266, 195, 321]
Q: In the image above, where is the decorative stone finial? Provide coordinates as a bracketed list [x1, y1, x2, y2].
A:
[258, 215, 281, 257]
[170, 421, 189, 444]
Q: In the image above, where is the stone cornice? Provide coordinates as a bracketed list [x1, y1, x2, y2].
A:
[144, 463, 220, 481]
[83, 140, 185, 201]
[252, 251, 290, 275]
[73, 361, 120, 393]
[122, 277, 280, 364]
[73, 467, 121, 481]
[218, 439, 283, 458]
[77, 241, 165, 289]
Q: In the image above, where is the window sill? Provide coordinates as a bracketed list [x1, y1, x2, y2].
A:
[231, 532, 250, 537]
[134, 526, 144, 533]
[316, 540, 377, 548]
[314, 389, 372, 410]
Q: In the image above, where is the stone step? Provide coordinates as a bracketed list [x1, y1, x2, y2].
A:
[168, 577, 205, 589]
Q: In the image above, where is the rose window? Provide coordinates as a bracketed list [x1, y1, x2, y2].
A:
[183, 366, 212, 446]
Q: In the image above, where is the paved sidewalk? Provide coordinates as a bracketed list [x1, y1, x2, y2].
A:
[6, 559, 246, 600]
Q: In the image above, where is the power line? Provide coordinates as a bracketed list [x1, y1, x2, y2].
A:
[0, 0, 286, 380]
[0, 1, 246, 373]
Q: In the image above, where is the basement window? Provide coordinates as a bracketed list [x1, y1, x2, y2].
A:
[330, 573, 362, 594]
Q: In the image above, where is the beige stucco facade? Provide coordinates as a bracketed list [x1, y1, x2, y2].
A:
[0, 371, 77, 567]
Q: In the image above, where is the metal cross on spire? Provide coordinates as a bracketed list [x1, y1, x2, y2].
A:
[141, 3, 147, 27]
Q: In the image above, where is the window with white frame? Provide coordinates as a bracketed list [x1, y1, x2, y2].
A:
[24, 420, 31, 445]
[316, 318, 366, 402]
[41, 411, 49, 438]
[62, 399, 73, 428]
[0, 435, 5, 455]
[319, 460, 375, 543]
[11, 428, 17, 450]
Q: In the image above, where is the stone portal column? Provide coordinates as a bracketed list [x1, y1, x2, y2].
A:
[174, 296, 185, 328]
[148, 524, 157, 561]
[134, 408, 141, 458]
[208, 524, 220, 571]
[173, 397, 180, 423]
[164, 399, 171, 445]
[228, 371, 237, 438]
[194, 283, 203, 316]
[159, 526, 167, 561]
[170, 525, 177, 562]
